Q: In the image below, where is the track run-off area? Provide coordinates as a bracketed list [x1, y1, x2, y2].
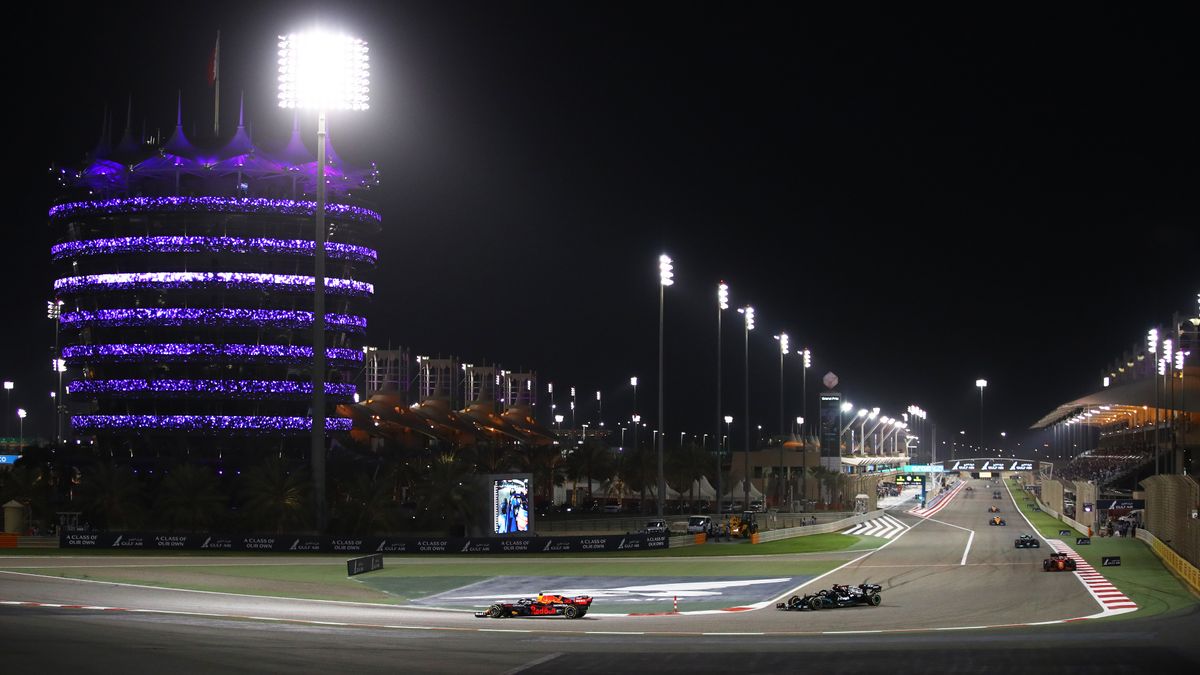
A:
[1, 476, 1189, 639]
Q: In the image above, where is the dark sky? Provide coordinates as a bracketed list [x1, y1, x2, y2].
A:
[8, 2, 1198, 453]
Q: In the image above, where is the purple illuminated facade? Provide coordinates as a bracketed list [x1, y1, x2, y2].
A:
[52, 111, 379, 452]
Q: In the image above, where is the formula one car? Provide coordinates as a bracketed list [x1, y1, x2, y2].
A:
[475, 593, 593, 619]
[989, 516, 1007, 526]
[776, 583, 882, 611]
[1043, 552, 1077, 572]
[988, 506, 1001, 513]
[1014, 534, 1041, 548]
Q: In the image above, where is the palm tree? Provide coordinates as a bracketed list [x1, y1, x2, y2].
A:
[517, 445, 566, 506]
[573, 439, 615, 502]
[155, 464, 226, 532]
[239, 458, 311, 533]
[78, 463, 144, 530]
[411, 453, 481, 535]
[337, 472, 398, 535]
[619, 442, 656, 513]
[667, 441, 714, 508]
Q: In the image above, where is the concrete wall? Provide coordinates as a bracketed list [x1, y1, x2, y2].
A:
[1041, 479, 1065, 515]
[1141, 474, 1199, 569]
[1074, 481, 1099, 531]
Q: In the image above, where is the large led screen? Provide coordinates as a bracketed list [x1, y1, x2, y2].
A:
[492, 477, 531, 535]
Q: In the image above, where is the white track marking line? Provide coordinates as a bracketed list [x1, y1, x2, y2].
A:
[1004, 480, 1134, 616]
[923, 516, 975, 566]
[766, 509, 928, 607]
[499, 652, 563, 675]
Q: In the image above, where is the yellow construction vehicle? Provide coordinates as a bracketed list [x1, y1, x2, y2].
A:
[728, 511, 760, 538]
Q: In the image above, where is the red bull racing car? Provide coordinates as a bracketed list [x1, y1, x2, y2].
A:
[475, 592, 593, 619]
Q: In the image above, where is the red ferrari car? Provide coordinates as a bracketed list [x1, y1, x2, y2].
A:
[1043, 552, 1077, 572]
[475, 593, 593, 619]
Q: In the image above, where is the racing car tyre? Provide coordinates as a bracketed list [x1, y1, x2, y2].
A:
[488, 604, 504, 618]
[1042, 561, 1051, 571]
[563, 605, 580, 619]
[809, 596, 822, 611]
[867, 593, 881, 607]
[786, 595, 802, 610]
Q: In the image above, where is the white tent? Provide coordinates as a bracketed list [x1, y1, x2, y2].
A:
[724, 479, 764, 501]
[686, 476, 717, 500]
[647, 483, 683, 499]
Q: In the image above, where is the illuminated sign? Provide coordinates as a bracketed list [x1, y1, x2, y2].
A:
[0, 455, 20, 464]
[491, 475, 532, 535]
[943, 459, 1038, 472]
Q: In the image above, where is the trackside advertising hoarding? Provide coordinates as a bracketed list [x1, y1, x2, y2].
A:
[60, 532, 669, 554]
[941, 459, 1038, 473]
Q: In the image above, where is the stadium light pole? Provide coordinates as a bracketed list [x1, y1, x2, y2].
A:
[656, 254, 673, 518]
[48, 299, 64, 443]
[724, 415, 733, 511]
[773, 332, 788, 508]
[630, 376, 638, 423]
[737, 305, 754, 511]
[3, 381, 12, 440]
[975, 379, 988, 450]
[278, 29, 370, 533]
[715, 282, 729, 515]
[17, 408, 26, 448]
[801, 348, 811, 436]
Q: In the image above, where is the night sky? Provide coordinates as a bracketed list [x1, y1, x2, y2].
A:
[9, 2, 1198, 454]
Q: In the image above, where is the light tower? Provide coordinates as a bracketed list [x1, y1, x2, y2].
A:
[278, 29, 370, 532]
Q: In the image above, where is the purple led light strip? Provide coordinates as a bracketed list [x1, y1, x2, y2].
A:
[67, 379, 357, 398]
[51, 237, 377, 264]
[62, 344, 362, 364]
[58, 309, 366, 333]
[49, 197, 381, 225]
[72, 415, 353, 434]
[54, 272, 373, 297]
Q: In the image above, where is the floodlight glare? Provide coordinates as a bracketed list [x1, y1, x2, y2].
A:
[976, 379, 988, 388]
[724, 415, 733, 424]
[658, 254, 674, 286]
[841, 402, 853, 412]
[802, 348, 811, 369]
[775, 332, 789, 354]
[277, 31, 370, 110]
[718, 282, 729, 310]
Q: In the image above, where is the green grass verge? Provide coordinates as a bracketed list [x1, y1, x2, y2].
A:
[0, 535, 873, 605]
[1007, 478, 1198, 619]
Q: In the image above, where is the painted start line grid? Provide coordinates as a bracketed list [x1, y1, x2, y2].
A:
[842, 515, 909, 539]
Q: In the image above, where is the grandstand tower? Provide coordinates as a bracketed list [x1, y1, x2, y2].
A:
[51, 99, 380, 461]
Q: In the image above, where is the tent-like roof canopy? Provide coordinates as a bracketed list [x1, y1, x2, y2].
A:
[1031, 367, 1200, 429]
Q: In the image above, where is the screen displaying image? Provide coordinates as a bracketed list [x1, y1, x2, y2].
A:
[493, 477, 530, 534]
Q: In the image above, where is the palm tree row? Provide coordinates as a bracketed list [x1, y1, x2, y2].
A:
[0, 437, 741, 535]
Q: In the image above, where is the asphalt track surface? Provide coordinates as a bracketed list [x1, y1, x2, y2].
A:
[2, 478, 1197, 674]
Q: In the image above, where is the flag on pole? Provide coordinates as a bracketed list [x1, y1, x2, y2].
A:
[209, 31, 221, 136]
[207, 32, 220, 87]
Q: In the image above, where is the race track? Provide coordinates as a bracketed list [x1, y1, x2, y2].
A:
[2, 477, 1197, 673]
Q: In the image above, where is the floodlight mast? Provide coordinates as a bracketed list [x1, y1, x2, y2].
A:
[278, 30, 369, 533]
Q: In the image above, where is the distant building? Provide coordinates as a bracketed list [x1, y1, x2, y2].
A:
[51, 99, 380, 463]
